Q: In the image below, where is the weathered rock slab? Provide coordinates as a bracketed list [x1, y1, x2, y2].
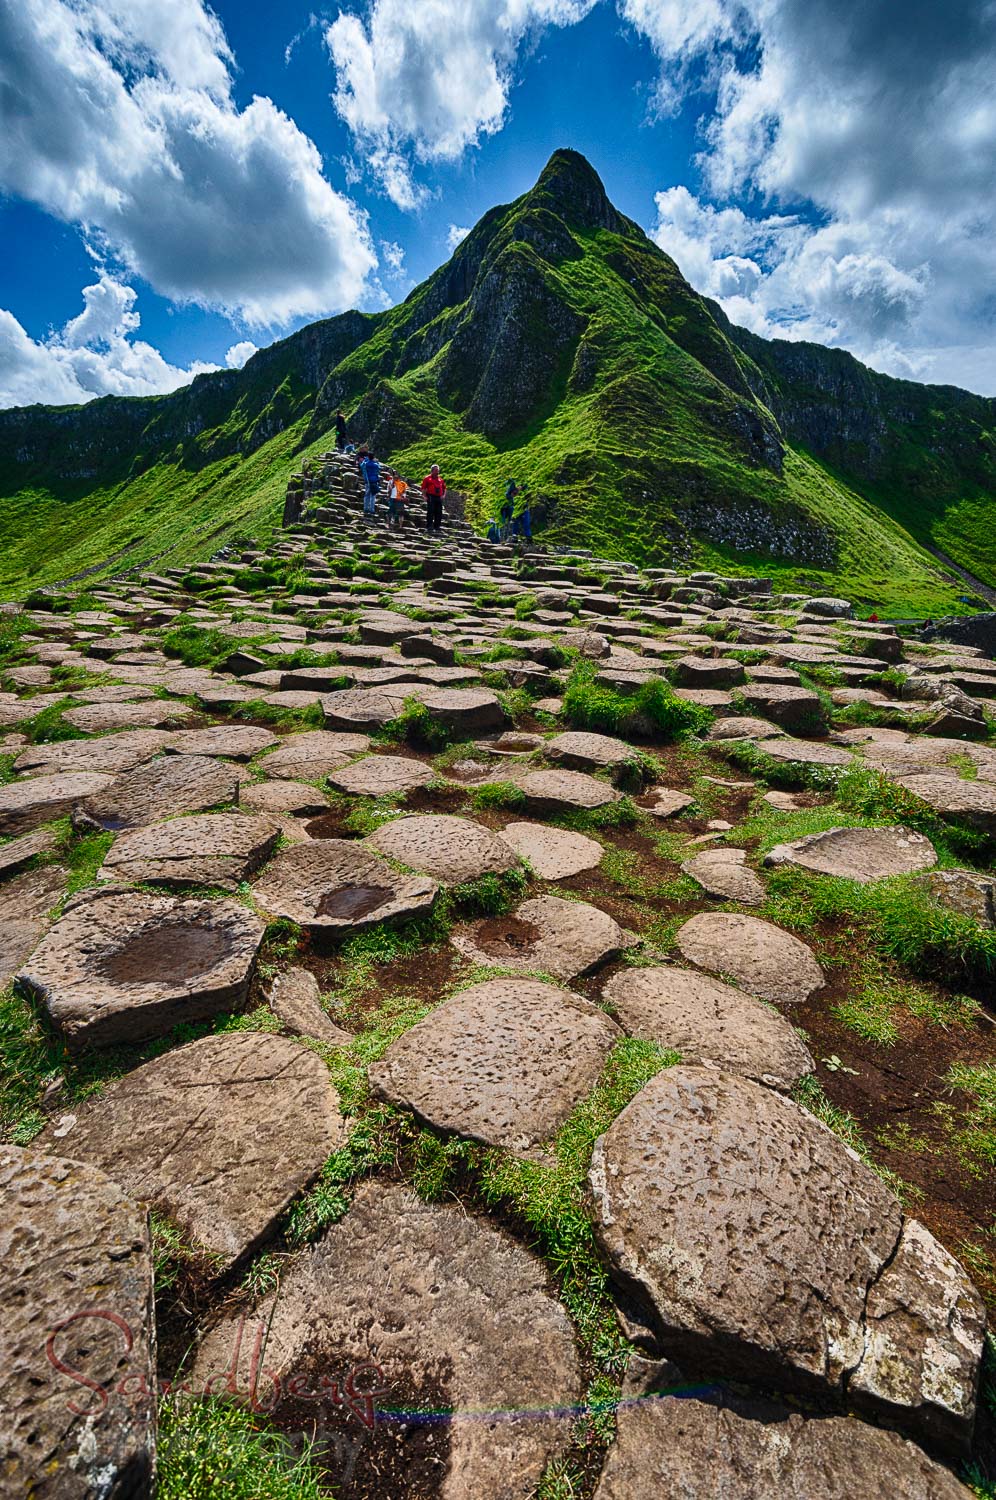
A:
[42, 1033, 346, 1270]
[370, 978, 620, 1150]
[501, 821, 604, 879]
[266, 966, 352, 1046]
[327, 753, 434, 798]
[74, 754, 238, 832]
[589, 1065, 983, 1452]
[517, 767, 620, 813]
[676, 912, 824, 1004]
[452, 894, 624, 980]
[602, 966, 812, 1090]
[253, 840, 437, 937]
[165, 724, 279, 760]
[366, 813, 518, 883]
[544, 730, 634, 770]
[896, 774, 996, 836]
[259, 730, 370, 780]
[99, 812, 280, 890]
[191, 1182, 581, 1498]
[594, 1370, 971, 1499]
[681, 848, 766, 905]
[0, 772, 116, 835]
[0, 1146, 156, 1500]
[765, 825, 937, 883]
[19, 889, 265, 1048]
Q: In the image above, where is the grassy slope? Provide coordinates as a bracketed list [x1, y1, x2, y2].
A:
[0, 155, 987, 615]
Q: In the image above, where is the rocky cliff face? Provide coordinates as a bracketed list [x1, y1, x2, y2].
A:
[0, 149, 992, 609]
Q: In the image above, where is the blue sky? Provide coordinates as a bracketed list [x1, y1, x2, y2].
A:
[1, 0, 994, 406]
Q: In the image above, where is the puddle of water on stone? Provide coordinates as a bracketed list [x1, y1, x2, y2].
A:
[317, 885, 394, 920]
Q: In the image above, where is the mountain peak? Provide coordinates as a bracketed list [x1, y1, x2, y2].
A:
[528, 148, 627, 234]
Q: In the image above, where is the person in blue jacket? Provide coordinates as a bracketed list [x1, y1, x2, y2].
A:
[361, 451, 381, 518]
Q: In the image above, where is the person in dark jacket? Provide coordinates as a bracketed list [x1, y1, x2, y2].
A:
[361, 451, 381, 518]
[501, 479, 518, 540]
[335, 409, 347, 451]
[421, 464, 446, 533]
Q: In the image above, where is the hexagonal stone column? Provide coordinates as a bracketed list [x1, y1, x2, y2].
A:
[1, 1147, 156, 1499]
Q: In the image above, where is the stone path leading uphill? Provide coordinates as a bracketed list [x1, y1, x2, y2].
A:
[1, 447, 994, 1497]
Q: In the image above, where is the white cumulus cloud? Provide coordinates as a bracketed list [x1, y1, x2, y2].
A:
[325, 0, 598, 207]
[631, 0, 996, 391]
[0, 0, 377, 327]
[447, 224, 471, 252]
[0, 274, 218, 409]
[225, 340, 258, 370]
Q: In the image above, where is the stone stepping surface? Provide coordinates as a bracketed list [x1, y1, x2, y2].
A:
[0, 1146, 156, 1500]
[754, 737, 854, 768]
[595, 1370, 972, 1499]
[501, 820, 604, 879]
[0, 771, 116, 836]
[641, 786, 696, 818]
[265, 967, 351, 1046]
[544, 730, 635, 771]
[327, 753, 434, 798]
[74, 754, 239, 832]
[707, 716, 787, 741]
[915, 868, 996, 925]
[676, 912, 825, 1004]
[99, 812, 281, 891]
[765, 825, 937, 883]
[896, 774, 996, 836]
[241, 779, 328, 817]
[42, 1033, 346, 1271]
[191, 1181, 581, 1495]
[588, 1065, 985, 1453]
[370, 978, 620, 1150]
[252, 840, 437, 937]
[0, 866, 68, 989]
[13, 728, 173, 778]
[452, 894, 625, 980]
[257, 729, 370, 780]
[365, 813, 519, 883]
[0, 825, 57, 878]
[602, 966, 812, 1090]
[681, 847, 766, 904]
[516, 766, 620, 812]
[322, 686, 407, 730]
[61, 699, 195, 733]
[19, 888, 265, 1049]
[165, 724, 279, 759]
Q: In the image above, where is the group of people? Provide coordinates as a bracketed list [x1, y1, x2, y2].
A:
[334, 408, 533, 544]
[338, 409, 446, 533]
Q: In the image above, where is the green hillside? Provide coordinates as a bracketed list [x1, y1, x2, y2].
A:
[1, 150, 993, 615]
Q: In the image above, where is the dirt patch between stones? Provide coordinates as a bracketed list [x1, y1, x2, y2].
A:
[467, 915, 542, 958]
[269, 1351, 455, 1500]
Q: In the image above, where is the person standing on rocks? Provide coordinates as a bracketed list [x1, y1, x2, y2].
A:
[501, 479, 518, 540]
[388, 470, 409, 530]
[361, 450, 381, 519]
[513, 484, 533, 543]
[421, 464, 446, 534]
[335, 409, 347, 452]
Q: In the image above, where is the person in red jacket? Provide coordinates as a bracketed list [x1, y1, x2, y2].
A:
[421, 464, 446, 533]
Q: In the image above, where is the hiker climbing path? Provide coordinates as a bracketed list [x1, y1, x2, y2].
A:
[1, 447, 995, 1498]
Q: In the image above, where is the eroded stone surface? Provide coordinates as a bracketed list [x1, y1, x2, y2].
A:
[259, 730, 370, 780]
[594, 1371, 972, 1499]
[165, 724, 279, 759]
[0, 771, 116, 835]
[266, 966, 351, 1046]
[681, 847, 766, 905]
[13, 729, 172, 777]
[0, 826, 57, 878]
[19, 888, 265, 1048]
[452, 894, 624, 980]
[896, 774, 996, 836]
[765, 825, 937, 883]
[75, 754, 238, 831]
[0, 1146, 156, 1500]
[501, 821, 604, 879]
[588, 1065, 979, 1447]
[191, 1182, 581, 1498]
[327, 753, 434, 797]
[676, 912, 824, 1004]
[241, 779, 329, 817]
[544, 730, 634, 770]
[99, 812, 280, 890]
[914, 868, 996, 926]
[366, 813, 518, 883]
[517, 767, 620, 813]
[603, 966, 812, 1090]
[253, 840, 437, 936]
[370, 978, 620, 1150]
[62, 699, 193, 733]
[42, 1033, 346, 1270]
